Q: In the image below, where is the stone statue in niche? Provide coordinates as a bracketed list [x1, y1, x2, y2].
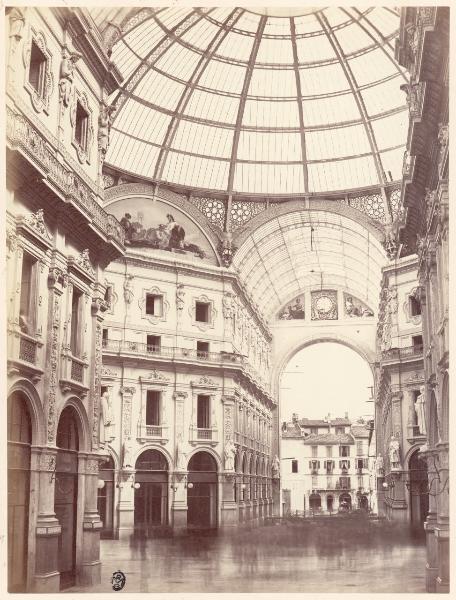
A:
[388, 436, 401, 470]
[278, 294, 305, 320]
[122, 436, 133, 468]
[123, 274, 134, 304]
[224, 439, 236, 471]
[59, 48, 81, 108]
[100, 390, 115, 444]
[120, 211, 205, 259]
[376, 455, 384, 475]
[272, 455, 280, 478]
[98, 102, 115, 156]
[176, 434, 187, 471]
[176, 284, 185, 311]
[415, 386, 426, 434]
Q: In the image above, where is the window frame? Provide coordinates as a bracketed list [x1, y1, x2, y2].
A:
[24, 29, 53, 114]
[70, 89, 94, 164]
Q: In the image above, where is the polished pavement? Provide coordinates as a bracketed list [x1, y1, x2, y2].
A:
[66, 519, 426, 593]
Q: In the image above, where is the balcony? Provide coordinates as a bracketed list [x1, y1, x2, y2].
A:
[407, 424, 427, 445]
[60, 349, 89, 396]
[381, 344, 423, 362]
[189, 425, 218, 447]
[137, 423, 169, 444]
[7, 328, 44, 382]
[102, 339, 271, 395]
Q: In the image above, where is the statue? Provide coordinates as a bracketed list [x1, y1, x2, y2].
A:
[123, 436, 133, 468]
[222, 292, 234, 319]
[176, 284, 185, 311]
[59, 48, 80, 108]
[8, 7, 26, 41]
[123, 274, 134, 304]
[415, 386, 426, 434]
[98, 102, 115, 156]
[272, 455, 280, 479]
[176, 435, 187, 471]
[224, 439, 236, 471]
[100, 390, 115, 444]
[376, 455, 384, 475]
[388, 436, 401, 470]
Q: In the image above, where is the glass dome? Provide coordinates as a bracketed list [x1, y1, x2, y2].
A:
[99, 7, 409, 195]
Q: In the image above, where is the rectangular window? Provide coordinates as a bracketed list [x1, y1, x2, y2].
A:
[412, 334, 423, 349]
[197, 394, 210, 429]
[340, 445, 350, 457]
[102, 328, 108, 346]
[197, 341, 209, 358]
[326, 460, 334, 474]
[75, 101, 89, 151]
[340, 477, 351, 489]
[409, 295, 421, 316]
[195, 301, 210, 323]
[326, 446, 332, 458]
[310, 426, 318, 434]
[28, 40, 47, 98]
[311, 445, 318, 458]
[70, 287, 83, 357]
[147, 335, 161, 352]
[335, 426, 345, 434]
[19, 252, 37, 332]
[145, 294, 163, 316]
[291, 459, 298, 473]
[356, 440, 363, 455]
[146, 390, 160, 426]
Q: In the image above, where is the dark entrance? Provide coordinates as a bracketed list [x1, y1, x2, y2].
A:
[409, 450, 429, 526]
[55, 406, 79, 589]
[327, 495, 334, 512]
[98, 455, 115, 539]
[339, 493, 352, 510]
[187, 452, 218, 529]
[134, 450, 168, 535]
[359, 495, 369, 510]
[7, 392, 32, 592]
[309, 493, 321, 511]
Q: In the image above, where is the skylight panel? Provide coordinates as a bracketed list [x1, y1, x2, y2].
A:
[263, 16, 292, 36]
[334, 22, 375, 55]
[248, 67, 297, 98]
[237, 131, 302, 162]
[302, 93, 360, 127]
[155, 8, 191, 33]
[255, 36, 294, 64]
[294, 13, 324, 35]
[216, 30, 255, 62]
[295, 33, 336, 63]
[380, 147, 406, 182]
[123, 17, 165, 60]
[179, 17, 221, 49]
[162, 151, 229, 190]
[306, 124, 370, 161]
[183, 89, 239, 124]
[198, 59, 246, 95]
[233, 163, 305, 194]
[349, 48, 397, 86]
[243, 99, 300, 128]
[361, 77, 407, 116]
[106, 131, 160, 175]
[308, 155, 378, 192]
[171, 120, 233, 159]
[299, 62, 350, 95]
[134, 70, 186, 111]
[371, 111, 408, 150]
[110, 41, 140, 81]
[363, 7, 399, 39]
[154, 44, 202, 81]
[323, 7, 352, 28]
[115, 101, 172, 144]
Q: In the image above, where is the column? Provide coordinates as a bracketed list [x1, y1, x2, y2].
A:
[79, 455, 102, 586]
[423, 448, 438, 592]
[172, 391, 188, 533]
[435, 443, 449, 592]
[117, 386, 136, 538]
[220, 396, 238, 527]
[390, 392, 407, 520]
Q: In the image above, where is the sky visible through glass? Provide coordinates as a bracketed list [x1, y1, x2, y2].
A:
[280, 342, 374, 422]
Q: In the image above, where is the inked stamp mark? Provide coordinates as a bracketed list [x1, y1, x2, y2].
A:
[111, 570, 126, 591]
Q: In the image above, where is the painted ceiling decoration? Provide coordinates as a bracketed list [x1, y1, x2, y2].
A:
[91, 6, 409, 195]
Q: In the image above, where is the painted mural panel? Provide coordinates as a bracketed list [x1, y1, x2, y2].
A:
[277, 294, 305, 320]
[107, 197, 217, 263]
[343, 293, 374, 317]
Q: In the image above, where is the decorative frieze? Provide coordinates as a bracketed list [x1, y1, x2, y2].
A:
[47, 297, 61, 443]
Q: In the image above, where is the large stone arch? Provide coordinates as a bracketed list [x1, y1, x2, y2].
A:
[56, 397, 91, 453]
[232, 198, 386, 250]
[7, 379, 46, 446]
[186, 446, 222, 472]
[132, 444, 172, 471]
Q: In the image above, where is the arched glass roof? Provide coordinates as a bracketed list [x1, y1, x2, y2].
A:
[100, 6, 409, 195]
[232, 210, 385, 321]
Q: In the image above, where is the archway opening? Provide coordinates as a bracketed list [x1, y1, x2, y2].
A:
[7, 392, 32, 592]
[134, 449, 168, 535]
[187, 451, 218, 530]
[55, 406, 80, 589]
[408, 450, 429, 527]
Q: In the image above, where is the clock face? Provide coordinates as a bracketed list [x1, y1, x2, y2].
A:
[316, 295, 333, 313]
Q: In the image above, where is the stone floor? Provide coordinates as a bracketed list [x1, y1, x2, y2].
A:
[66, 519, 426, 593]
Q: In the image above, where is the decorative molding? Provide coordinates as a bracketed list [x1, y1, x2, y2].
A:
[191, 375, 217, 389]
[47, 297, 61, 443]
[70, 89, 94, 165]
[189, 294, 216, 332]
[24, 208, 52, 240]
[140, 369, 170, 386]
[138, 285, 169, 325]
[23, 27, 54, 114]
[311, 290, 338, 320]
[92, 322, 102, 447]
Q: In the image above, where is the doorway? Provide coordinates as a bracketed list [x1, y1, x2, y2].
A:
[187, 452, 218, 529]
[134, 450, 168, 535]
[309, 493, 321, 511]
[339, 493, 352, 510]
[54, 406, 79, 589]
[409, 450, 429, 526]
[327, 495, 334, 513]
[7, 392, 32, 592]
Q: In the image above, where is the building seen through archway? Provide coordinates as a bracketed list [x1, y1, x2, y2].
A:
[5, 4, 449, 594]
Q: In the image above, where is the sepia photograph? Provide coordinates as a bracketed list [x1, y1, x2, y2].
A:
[4, 2, 450, 595]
